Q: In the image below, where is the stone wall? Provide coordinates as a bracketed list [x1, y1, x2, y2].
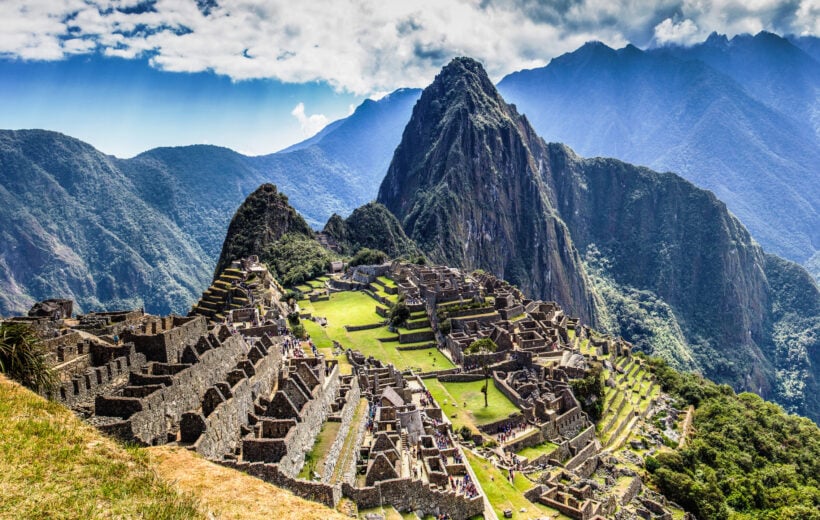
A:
[342, 479, 484, 520]
[216, 460, 340, 508]
[277, 364, 341, 477]
[621, 476, 642, 505]
[192, 340, 283, 459]
[321, 379, 361, 483]
[126, 316, 207, 363]
[57, 345, 146, 406]
[96, 334, 249, 445]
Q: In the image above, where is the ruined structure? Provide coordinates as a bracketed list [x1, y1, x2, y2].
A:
[4, 258, 682, 519]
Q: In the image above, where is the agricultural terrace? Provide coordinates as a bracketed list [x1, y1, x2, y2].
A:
[298, 289, 453, 373]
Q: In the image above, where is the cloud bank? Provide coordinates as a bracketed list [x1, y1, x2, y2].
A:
[0, 0, 816, 94]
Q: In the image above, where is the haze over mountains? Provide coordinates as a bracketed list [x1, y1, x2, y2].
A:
[497, 31, 820, 275]
[0, 88, 418, 316]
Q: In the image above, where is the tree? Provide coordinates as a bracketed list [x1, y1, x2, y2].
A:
[388, 301, 411, 327]
[467, 338, 498, 407]
[0, 322, 57, 395]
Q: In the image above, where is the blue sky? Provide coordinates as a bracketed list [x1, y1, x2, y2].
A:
[0, 53, 361, 157]
[0, 0, 815, 157]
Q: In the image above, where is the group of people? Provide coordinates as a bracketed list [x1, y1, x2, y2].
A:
[451, 473, 479, 498]
[495, 419, 527, 444]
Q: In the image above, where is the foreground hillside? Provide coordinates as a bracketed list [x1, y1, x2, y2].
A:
[0, 374, 346, 520]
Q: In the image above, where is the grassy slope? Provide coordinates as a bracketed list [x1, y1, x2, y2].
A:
[150, 447, 348, 520]
[300, 291, 453, 372]
[425, 378, 519, 431]
[0, 374, 349, 520]
[0, 375, 201, 520]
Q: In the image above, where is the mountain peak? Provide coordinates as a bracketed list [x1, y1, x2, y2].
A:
[213, 183, 312, 276]
[427, 56, 503, 107]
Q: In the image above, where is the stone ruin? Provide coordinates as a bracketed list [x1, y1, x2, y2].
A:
[190, 256, 289, 326]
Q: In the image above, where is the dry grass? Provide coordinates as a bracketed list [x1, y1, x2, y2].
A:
[0, 375, 202, 520]
[148, 446, 348, 520]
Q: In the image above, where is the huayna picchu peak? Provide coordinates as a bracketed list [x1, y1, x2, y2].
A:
[378, 57, 601, 327]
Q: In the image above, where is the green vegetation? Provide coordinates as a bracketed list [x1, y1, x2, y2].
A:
[425, 379, 518, 432]
[348, 248, 388, 267]
[464, 450, 568, 520]
[0, 375, 202, 519]
[569, 364, 604, 422]
[264, 233, 337, 287]
[515, 440, 559, 461]
[299, 421, 342, 480]
[388, 299, 410, 327]
[467, 338, 498, 407]
[645, 357, 820, 519]
[215, 183, 313, 276]
[299, 291, 453, 373]
[0, 322, 57, 394]
[323, 202, 421, 259]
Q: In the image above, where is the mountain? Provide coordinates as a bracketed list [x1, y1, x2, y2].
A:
[0, 130, 211, 316]
[497, 34, 820, 273]
[378, 57, 820, 422]
[377, 57, 600, 325]
[660, 32, 820, 139]
[322, 202, 421, 259]
[789, 34, 820, 62]
[0, 90, 419, 317]
[214, 183, 313, 275]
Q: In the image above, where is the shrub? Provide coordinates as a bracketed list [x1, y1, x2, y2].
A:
[0, 322, 57, 395]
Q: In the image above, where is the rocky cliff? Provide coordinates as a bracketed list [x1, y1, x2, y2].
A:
[377, 57, 600, 325]
[322, 202, 421, 259]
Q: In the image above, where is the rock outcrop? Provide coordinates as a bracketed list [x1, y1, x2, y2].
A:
[377, 57, 600, 325]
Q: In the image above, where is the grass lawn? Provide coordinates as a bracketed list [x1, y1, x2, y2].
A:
[300, 291, 452, 372]
[464, 451, 570, 520]
[515, 441, 559, 461]
[425, 379, 519, 431]
[330, 398, 368, 484]
[299, 421, 342, 480]
[376, 276, 397, 288]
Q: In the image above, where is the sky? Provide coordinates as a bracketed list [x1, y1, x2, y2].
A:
[1, 0, 817, 158]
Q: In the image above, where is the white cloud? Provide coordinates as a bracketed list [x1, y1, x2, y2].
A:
[291, 102, 329, 137]
[0, 0, 815, 94]
[654, 18, 703, 45]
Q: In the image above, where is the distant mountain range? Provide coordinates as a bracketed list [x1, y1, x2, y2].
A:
[0, 88, 419, 316]
[497, 31, 820, 278]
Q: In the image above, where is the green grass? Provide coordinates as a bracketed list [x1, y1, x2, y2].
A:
[515, 441, 559, 461]
[331, 398, 368, 484]
[425, 379, 519, 431]
[464, 451, 570, 520]
[302, 320, 334, 349]
[299, 291, 452, 373]
[376, 276, 397, 288]
[298, 421, 342, 480]
[0, 376, 203, 519]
